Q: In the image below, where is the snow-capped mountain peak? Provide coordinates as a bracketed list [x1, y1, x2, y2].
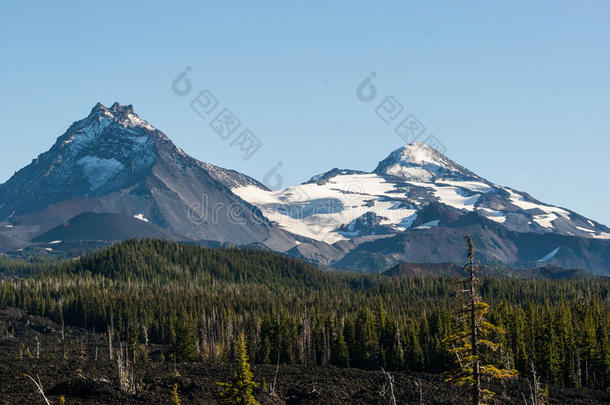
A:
[0, 103, 266, 219]
[0, 102, 286, 249]
[233, 142, 610, 247]
[86, 102, 155, 131]
[383, 142, 441, 166]
[374, 142, 478, 182]
[88, 102, 135, 120]
[61, 102, 157, 154]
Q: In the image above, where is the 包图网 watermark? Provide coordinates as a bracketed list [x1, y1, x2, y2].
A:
[356, 72, 446, 154]
[171, 67, 262, 161]
[172, 67, 320, 235]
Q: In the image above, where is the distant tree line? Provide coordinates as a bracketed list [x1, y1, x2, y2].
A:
[0, 255, 58, 278]
[0, 239, 607, 390]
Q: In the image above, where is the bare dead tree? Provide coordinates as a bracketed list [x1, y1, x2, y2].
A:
[270, 314, 281, 396]
[24, 374, 51, 405]
[142, 325, 149, 347]
[415, 377, 423, 405]
[80, 338, 86, 361]
[270, 342, 281, 395]
[527, 360, 544, 405]
[108, 325, 113, 361]
[381, 368, 397, 405]
[466, 235, 481, 405]
[117, 343, 136, 394]
[60, 318, 66, 360]
[173, 352, 179, 377]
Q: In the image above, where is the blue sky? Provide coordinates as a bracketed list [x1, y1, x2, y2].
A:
[1, 1, 609, 224]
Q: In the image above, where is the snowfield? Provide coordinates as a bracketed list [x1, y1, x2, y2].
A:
[505, 189, 570, 217]
[233, 143, 607, 244]
[477, 208, 507, 224]
[233, 174, 418, 243]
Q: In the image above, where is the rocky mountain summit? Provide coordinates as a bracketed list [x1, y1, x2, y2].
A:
[0, 103, 292, 250]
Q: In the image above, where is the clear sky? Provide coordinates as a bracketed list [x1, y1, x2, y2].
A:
[1, 1, 608, 225]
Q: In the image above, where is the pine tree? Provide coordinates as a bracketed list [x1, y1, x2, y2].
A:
[330, 324, 350, 368]
[353, 308, 380, 369]
[217, 334, 260, 405]
[406, 324, 425, 371]
[259, 335, 272, 364]
[443, 235, 518, 405]
[171, 312, 199, 362]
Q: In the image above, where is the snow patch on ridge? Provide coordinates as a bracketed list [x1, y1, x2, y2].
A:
[534, 213, 558, 229]
[408, 182, 481, 211]
[477, 208, 507, 223]
[538, 247, 560, 262]
[506, 189, 569, 217]
[438, 180, 495, 193]
[76, 156, 124, 191]
[134, 213, 149, 222]
[414, 220, 440, 230]
[123, 113, 155, 131]
[434, 187, 480, 211]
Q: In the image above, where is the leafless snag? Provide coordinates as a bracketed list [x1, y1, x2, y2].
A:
[270, 315, 281, 396]
[116, 343, 136, 394]
[108, 324, 113, 360]
[142, 325, 149, 346]
[270, 342, 280, 395]
[381, 368, 397, 405]
[414, 377, 423, 405]
[527, 360, 544, 405]
[24, 374, 51, 405]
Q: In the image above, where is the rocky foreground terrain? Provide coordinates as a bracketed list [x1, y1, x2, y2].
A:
[1, 308, 608, 405]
